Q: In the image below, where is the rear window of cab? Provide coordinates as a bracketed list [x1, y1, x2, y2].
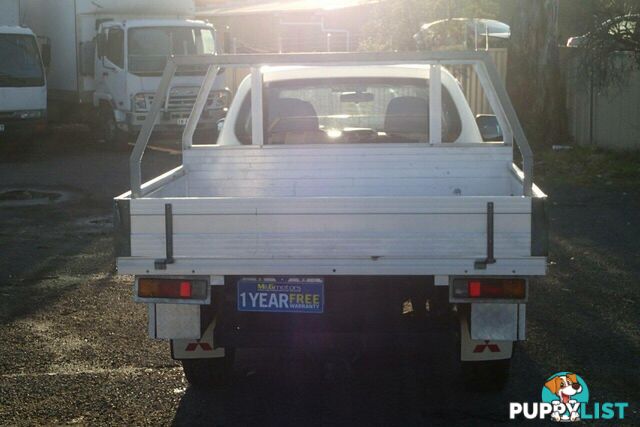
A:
[234, 77, 462, 145]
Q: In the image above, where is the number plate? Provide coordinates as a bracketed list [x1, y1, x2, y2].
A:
[237, 278, 324, 314]
[177, 118, 188, 126]
[0, 124, 4, 132]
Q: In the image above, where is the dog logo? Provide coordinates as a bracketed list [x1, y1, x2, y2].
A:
[510, 371, 628, 421]
[541, 372, 589, 422]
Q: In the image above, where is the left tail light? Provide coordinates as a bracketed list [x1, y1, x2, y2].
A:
[137, 278, 208, 300]
[451, 278, 526, 301]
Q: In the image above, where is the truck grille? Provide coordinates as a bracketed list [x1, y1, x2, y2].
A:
[168, 94, 201, 111]
[148, 88, 220, 112]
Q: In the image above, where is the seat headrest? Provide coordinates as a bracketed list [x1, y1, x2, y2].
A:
[268, 98, 319, 133]
[384, 96, 429, 135]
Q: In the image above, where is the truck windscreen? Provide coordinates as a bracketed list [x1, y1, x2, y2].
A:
[0, 35, 45, 87]
[128, 27, 215, 76]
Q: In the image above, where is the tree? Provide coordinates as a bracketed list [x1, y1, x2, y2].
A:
[358, 0, 508, 51]
[359, 0, 567, 145]
[571, 1, 640, 89]
[359, 0, 449, 51]
[507, 0, 565, 145]
[557, 0, 600, 40]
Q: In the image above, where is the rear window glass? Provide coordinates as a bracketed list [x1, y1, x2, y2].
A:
[235, 78, 462, 145]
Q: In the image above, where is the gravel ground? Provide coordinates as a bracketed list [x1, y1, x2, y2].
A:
[0, 128, 638, 426]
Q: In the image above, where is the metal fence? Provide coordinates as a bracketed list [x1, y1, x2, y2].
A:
[566, 52, 640, 149]
[448, 48, 508, 115]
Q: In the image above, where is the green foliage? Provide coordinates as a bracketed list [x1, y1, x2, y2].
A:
[358, 0, 638, 54]
[462, 0, 507, 20]
[358, 0, 510, 51]
[570, 0, 640, 89]
[359, 0, 445, 51]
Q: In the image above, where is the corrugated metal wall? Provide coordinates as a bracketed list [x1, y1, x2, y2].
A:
[566, 52, 640, 149]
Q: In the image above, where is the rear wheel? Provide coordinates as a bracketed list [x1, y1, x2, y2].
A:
[181, 348, 236, 388]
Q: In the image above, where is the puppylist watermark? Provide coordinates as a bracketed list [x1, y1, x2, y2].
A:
[509, 372, 629, 422]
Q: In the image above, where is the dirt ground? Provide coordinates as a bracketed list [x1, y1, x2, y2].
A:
[0, 128, 638, 426]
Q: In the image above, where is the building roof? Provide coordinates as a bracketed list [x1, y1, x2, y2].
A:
[197, 0, 379, 17]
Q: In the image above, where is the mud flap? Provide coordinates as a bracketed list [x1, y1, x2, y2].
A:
[149, 303, 201, 340]
[171, 319, 226, 360]
[460, 316, 513, 361]
[471, 303, 525, 341]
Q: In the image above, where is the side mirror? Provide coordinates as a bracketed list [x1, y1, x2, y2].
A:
[476, 114, 503, 142]
[217, 118, 225, 132]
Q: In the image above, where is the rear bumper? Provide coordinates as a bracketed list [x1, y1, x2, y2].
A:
[141, 273, 526, 354]
[215, 276, 457, 350]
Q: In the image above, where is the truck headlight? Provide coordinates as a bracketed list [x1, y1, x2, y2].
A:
[133, 94, 148, 112]
[18, 110, 43, 119]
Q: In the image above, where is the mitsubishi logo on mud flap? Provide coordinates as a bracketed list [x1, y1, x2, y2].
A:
[185, 341, 212, 352]
[473, 341, 500, 353]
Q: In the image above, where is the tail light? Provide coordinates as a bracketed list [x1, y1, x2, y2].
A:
[452, 278, 526, 301]
[137, 278, 208, 300]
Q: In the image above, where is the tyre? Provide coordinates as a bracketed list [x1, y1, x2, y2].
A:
[461, 358, 511, 392]
[181, 348, 235, 388]
[97, 107, 129, 150]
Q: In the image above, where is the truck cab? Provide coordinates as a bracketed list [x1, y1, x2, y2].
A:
[0, 25, 47, 140]
[94, 19, 229, 143]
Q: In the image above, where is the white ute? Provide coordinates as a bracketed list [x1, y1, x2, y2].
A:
[115, 52, 548, 389]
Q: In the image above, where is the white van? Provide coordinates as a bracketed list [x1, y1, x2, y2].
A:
[0, 25, 47, 140]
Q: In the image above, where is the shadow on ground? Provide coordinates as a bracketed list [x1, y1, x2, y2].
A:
[172, 343, 554, 426]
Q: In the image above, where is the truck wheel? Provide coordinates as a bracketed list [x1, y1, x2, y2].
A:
[181, 349, 235, 388]
[98, 107, 129, 150]
[461, 358, 511, 392]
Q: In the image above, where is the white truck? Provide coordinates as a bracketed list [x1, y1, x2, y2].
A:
[115, 52, 548, 390]
[20, 0, 229, 146]
[0, 0, 47, 140]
